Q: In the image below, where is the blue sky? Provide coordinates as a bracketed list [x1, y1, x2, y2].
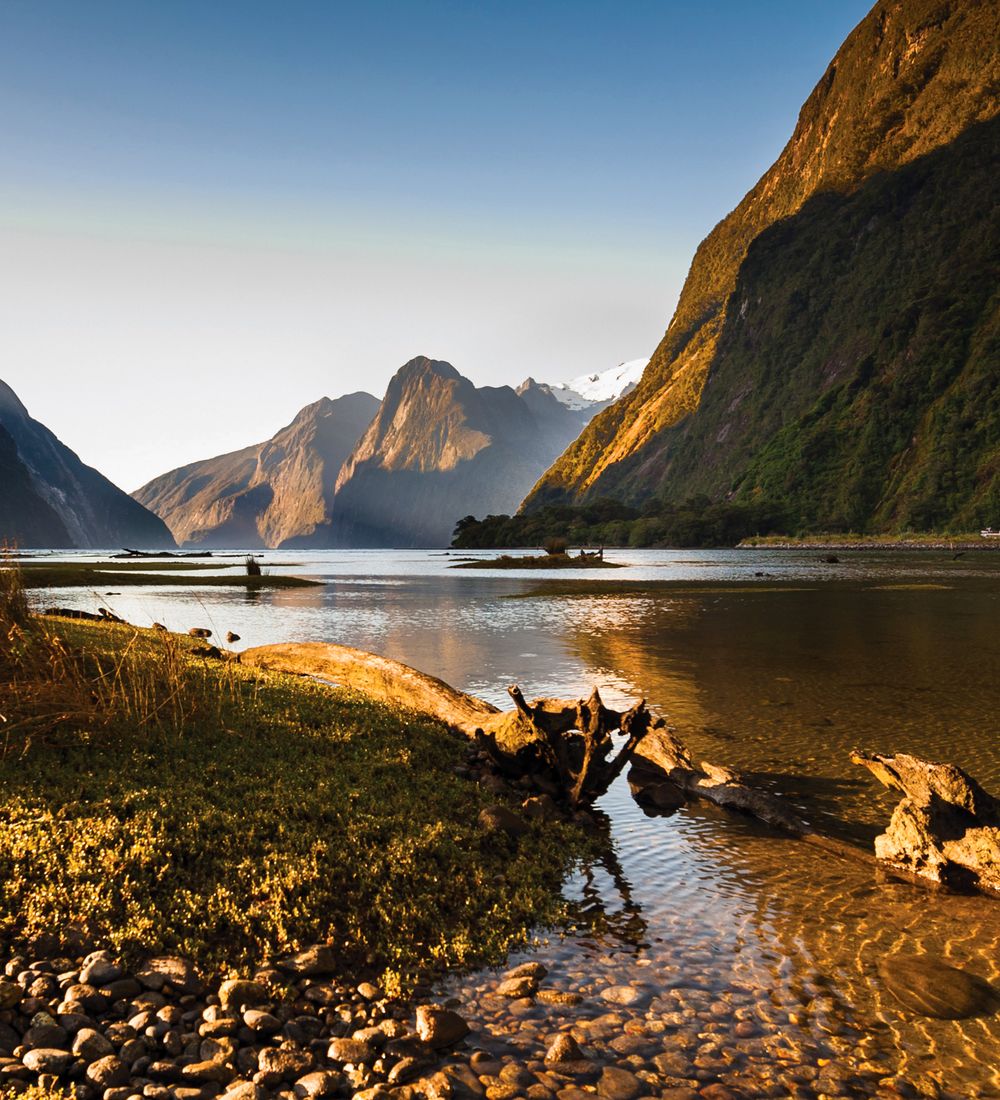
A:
[0, 0, 873, 488]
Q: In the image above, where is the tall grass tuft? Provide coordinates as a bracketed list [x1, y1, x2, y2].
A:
[244, 555, 263, 576]
[0, 564, 237, 756]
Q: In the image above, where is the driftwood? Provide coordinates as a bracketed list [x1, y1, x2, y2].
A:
[241, 641, 1000, 896]
[852, 750, 1000, 896]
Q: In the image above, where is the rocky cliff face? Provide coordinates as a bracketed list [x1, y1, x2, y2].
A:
[332, 358, 594, 546]
[134, 392, 379, 548]
[0, 380, 174, 549]
[526, 0, 1000, 530]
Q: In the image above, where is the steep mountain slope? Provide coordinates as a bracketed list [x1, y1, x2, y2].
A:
[0, 422, 72, 548]
[134, 392, 379, 548]
[526, 0, 1000, 527]
[332, 357, 593, 546]
[0, 380, 174, 549]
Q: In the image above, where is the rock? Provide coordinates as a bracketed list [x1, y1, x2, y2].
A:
[422, 1065, 485, 1099]
[73, 1028, 115, 1061]
[636, 781, 686, 813]
[497, 976, 537, 998]
[596, 1066, 646, 1099]
[119, 1037, 148, 1065]
[257, 1047, 314, 1081]
[276, 946, 337, 977]
[698, 1087, 744, 1100]
[224, 1084, 266, 1100]
[136, 957, 203, 995]
[218, 980, 267, 1011]
[356, 982, 380, 1001]
[326, 1038, 373, 1065]
[478, 806, 528, 838]
[414, 1005, 469, 1049]
[226, 633, 241, 644]
[85, 1055, 130, 1089]
[188, 628, 212, 639]
[0, 982, 21, 1010]
[22, 1048, 73, 1075]
[387, 1057, 425, 1085]
[599, 984, 648, 1007]
[544, 1033, 586, 1067]
[182, 1060, 236, 1085]
[293, 1071, 341, 1098]
[79, 955, 123, 987]
[23, 1022, 68, 1050]
[243, 1010, 280, 1034]
[521, 794, 558, 821]
[537, 989, 583, 1007]
[878, 955, 999, 1019]
[505, 961, 548, 981]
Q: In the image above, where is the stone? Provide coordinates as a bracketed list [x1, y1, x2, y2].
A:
[878, 955, 999, 1019]
[136, 958, 203, 996]
[276, 946, 337, 977]
[544, 1033, 586, 1067]
[422, 1065, 485, 1099]
[326, 1038, 373, 1065]
[119, 1038, 148, 1065]
[698, 1087, 744, 1100]
[80, 956, 124, 987]
[224, 1084, 265, 1100]
[596, 1067, 645, 1099]
[356, 982, 381, 1001]
[188, 628, 212, 639]
[414, 1005, 469, 1049]
[505, 961, 548, 981]
[600, 985, 648, 1007]
[293, 1071, 341, 1098]
[243, 1010, 280, 1034]
[387, 1057, 425, 1085]
[85, 1055, 130, 1089]
[218, 980, 267, 1011]
[257, 1047, 314, 1080]
[0, 982, 21, 1010]
[23, 1023, 68, 1050]
[521, 795, 558, 821]
[478, 806, 528, 838]
[22, 1048, 73, 1074]
[497, 976, 537, 998]
[182, 1060, 236, 1085]
[73, 1029, 115, 1062]
[537, 990, 583, 1007]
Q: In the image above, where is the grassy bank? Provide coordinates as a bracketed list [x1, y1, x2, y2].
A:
[738, 532, 996, 550]
[0, 568, 588, 992]
[17, 560, 321, 588]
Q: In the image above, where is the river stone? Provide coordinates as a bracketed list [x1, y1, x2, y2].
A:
[326, 1038, 373, 1065]
[497, 975, 537, 998]
[224, 1084, 266, 1100]
[257, 1047, 314, 1080]
[544, 1033, 586, 1067]
[182, 1059, 235, 1084]
[0, 981, 21, 1010]
[243, 1009, 281, 1033]
[80, 954, 123, 987]
[596, 1066, 646, 1099]
[505, 961, 548, 981]
[219, 979, 267, 1010]
[70, 1025, 113, 1060]
[293, 1070, 341, 1098]
[22, 1048, 73, 1075]
[600, 984, 647, 1007]
[137, 956, 203, 995]
[878, 955, 999, 1019]
[85, 1055, 130, 1089]
[415, 1005, 469, 1049]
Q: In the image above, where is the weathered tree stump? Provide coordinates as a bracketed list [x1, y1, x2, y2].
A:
[852, 750, 1000, 895]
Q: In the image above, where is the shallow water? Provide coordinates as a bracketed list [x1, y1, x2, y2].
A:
[28, 547, 1000, 1097]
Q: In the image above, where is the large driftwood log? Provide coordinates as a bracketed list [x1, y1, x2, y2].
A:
[852, 750, 1000, 896]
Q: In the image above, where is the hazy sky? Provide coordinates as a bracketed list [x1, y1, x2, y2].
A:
[0, 0, 872, 490]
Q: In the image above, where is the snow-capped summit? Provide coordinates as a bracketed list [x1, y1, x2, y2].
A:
[545, 358, 648, 411]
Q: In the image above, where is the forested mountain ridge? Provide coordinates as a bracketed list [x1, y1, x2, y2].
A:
[525, 0, 1000, 532]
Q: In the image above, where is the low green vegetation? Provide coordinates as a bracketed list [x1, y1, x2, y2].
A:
[16, 560, 319, 589]
[0, 567, 589, 991]
[453, 551, 624, 570]
[453, 496, 789, 550]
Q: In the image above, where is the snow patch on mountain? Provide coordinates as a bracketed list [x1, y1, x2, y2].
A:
[546, 358, 649, 410]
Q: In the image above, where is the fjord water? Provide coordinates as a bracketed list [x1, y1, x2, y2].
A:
[35, 549, 1000, 1096]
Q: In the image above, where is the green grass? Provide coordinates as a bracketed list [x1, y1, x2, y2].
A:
[16, 562, 320, 589]
[0, 603, 590, 992]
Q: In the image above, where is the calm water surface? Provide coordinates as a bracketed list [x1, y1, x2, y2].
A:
[30, 548, 1000, 1097]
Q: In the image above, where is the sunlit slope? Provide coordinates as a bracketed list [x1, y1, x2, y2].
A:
[525, 0, 1000, 521]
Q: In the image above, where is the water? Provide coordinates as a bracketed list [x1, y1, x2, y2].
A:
[28, 547, 1000, 1097]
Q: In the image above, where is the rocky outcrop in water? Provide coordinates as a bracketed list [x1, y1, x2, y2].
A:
[0, 380, 174, 550]
[134, 392, 379, 549]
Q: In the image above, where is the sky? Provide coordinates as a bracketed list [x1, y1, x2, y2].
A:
[0, 0, 873, 491]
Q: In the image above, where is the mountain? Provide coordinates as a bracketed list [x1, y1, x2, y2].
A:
[525, 0, 1000, 532]
[331, 357, 594, 546]
[544, 359, 648, 411]
[134, 392, 379, 548]
[0, 380, 174, 549]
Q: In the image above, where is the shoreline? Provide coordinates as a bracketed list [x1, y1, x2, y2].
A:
[737, 536, 1000, 551]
